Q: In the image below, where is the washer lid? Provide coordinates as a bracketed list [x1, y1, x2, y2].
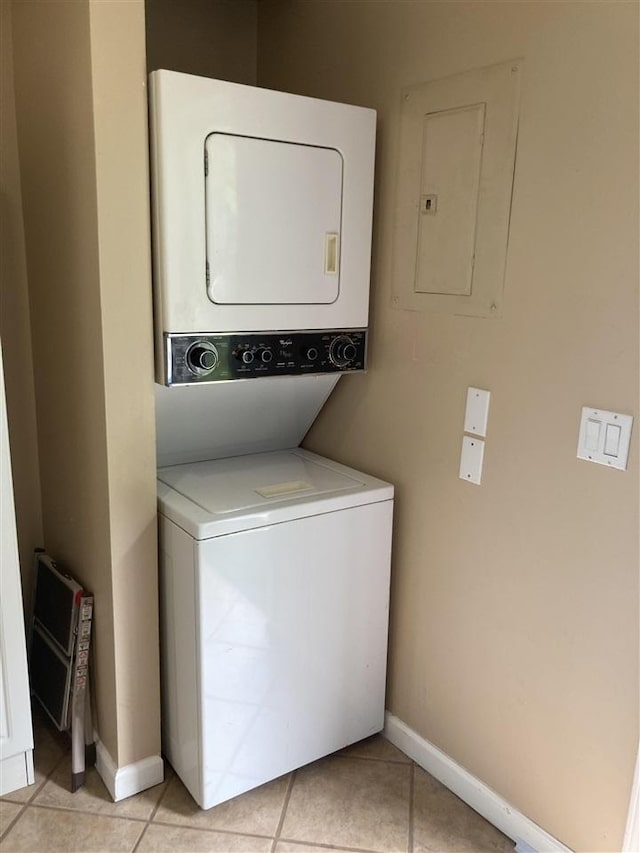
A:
[157, 448, 393, 539]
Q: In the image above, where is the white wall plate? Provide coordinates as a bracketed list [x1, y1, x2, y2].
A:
[464, 387, 491, 436]
[459, 435, 485, 485]
[577, 407, 633, 470]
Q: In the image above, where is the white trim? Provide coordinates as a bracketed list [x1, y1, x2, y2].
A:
[95, 738, 164, 802]
[384, 713, 572, 853]
[0, 749, 34, 796]
[623, 744, 639, 853]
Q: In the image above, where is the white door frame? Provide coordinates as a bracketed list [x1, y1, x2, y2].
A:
[623, 743, 639, 852]
[0, 338, 34, 795]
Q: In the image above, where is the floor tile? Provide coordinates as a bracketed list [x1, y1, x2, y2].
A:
[153, 772, 290, 837]
[337, 734, 411, 764]
[0, 782, 37, 805]
[0, 801, 23, 836]
[1, 805, 144, 852]
[138, 823, 273, 852]
[281, 755, 410, 852]
[412, 768, 513, 853]
[1, 707, 68, 804]
[33, 754, 166, 820]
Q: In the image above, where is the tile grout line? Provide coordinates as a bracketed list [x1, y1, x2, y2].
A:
[274, 757, 412, 853]
[408, 762, 415, 853]
[128, 758, 175, 853]
[333, 753, 412, 766]
[270, 770, 297, 853]
[277, 838, 386, 853]
[146, 764, 173, 823]
[129, 820, 150, 853]
[5, 739, 69, 807]
[22, 765, 284, 845]
[12, 801, 149, 823]
[0, 732, 71, 841]
[32, 746, 74, 799]
[151, 818, 274, 842]
[144, 766, 282, 843]
[0, 800, 27, 841]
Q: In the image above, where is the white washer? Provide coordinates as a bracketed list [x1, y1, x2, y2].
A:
[157, 447, 393, 810]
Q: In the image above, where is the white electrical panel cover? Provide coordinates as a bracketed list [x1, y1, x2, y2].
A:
[392, 60, 521, 318]
[149, 71, 376, 336]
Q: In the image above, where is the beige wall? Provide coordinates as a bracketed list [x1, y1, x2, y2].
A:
[10, 0, 159, 767]
[88, 0, 160, 766]
[0, 0, 43, 601]
[258, 2, 639, 850]
[145, 0, 257, 83]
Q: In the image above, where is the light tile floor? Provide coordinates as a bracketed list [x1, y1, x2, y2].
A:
[1, 707, 514, 853]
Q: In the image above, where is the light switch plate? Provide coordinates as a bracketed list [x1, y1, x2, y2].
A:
[577, 407, 633, 470]
[464, 387, 491, 436]
[460, 435, 485, 485]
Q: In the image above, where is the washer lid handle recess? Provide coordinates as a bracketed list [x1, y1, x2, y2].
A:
[255, 480, 314, 498]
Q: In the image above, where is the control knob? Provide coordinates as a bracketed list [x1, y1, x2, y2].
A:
[185, 341, 218, 376]
[257, 347, 273, 364]
[329, 335, 358, 368]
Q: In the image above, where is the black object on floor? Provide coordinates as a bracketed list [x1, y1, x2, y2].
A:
[29, 550, 95, 793]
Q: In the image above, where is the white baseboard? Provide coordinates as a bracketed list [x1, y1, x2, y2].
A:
[384, 712, 572, 853]
[95, 738, 164, 802]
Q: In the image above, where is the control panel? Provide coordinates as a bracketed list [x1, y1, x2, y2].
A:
[164, 330, 367, 386]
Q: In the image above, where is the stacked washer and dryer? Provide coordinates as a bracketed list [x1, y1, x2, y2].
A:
[149, 71, 394, 810]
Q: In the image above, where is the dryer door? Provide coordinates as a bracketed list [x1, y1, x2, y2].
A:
[205, 134, 343, 306]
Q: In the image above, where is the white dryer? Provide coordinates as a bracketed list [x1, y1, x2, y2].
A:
[149, 70, 376, 388]
[157, 448, 393, 810]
